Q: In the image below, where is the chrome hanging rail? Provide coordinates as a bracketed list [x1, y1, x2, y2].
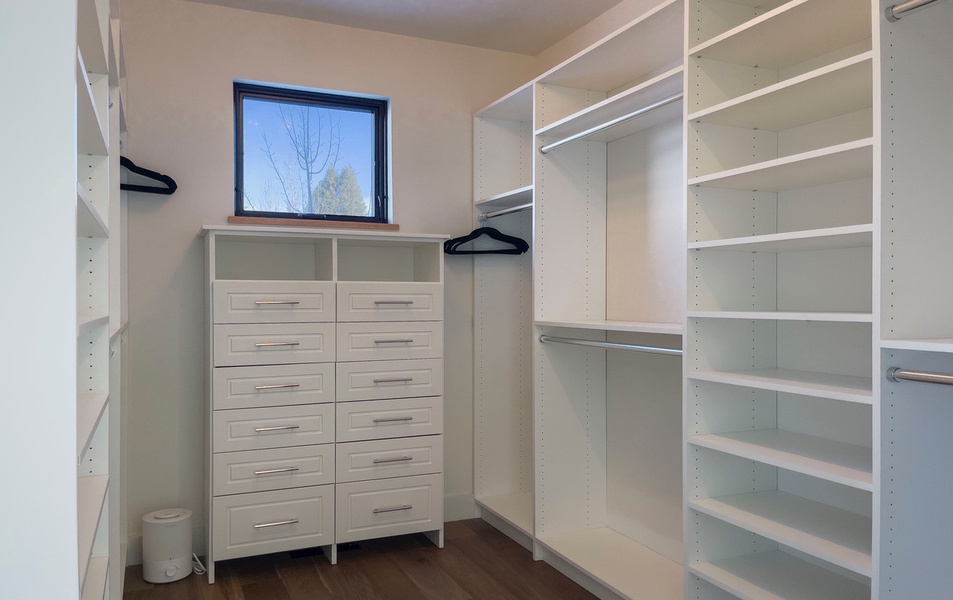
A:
[886, 367, 953, 387]
[538, 92, 683, 155]
[886, 0, 947, 21]
[478, 202, 533, 222]
[538, 335, 682, 357]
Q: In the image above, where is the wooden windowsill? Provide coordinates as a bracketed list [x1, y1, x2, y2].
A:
[227, 216, 400, 231]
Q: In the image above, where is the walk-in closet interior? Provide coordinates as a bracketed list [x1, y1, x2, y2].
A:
[8, 0, 953, 598]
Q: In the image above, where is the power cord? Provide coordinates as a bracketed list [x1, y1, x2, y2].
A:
[192, 553, 207, 575]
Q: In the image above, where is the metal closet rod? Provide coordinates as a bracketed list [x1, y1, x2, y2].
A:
[887, 367, 953, 386]
[886, 0, 946, 21]
[538, 334, 683, 357]
[538, 92, 683, 155]
[478, 202, 533, 222]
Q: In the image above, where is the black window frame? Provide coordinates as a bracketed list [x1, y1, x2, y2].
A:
[234, 82, 389, 224]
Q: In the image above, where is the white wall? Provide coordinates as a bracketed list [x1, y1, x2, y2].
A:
[120, 0, 536, 562]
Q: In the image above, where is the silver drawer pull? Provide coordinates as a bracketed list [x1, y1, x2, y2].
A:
[254, 466, 300, 476]
[254, 383, 301, 391]
[372, 456, 414, 464]
[254, 519, 299, 529]
[254, 300, 301, 305]
[372, 378, 414, 384]
[373, 300, 414, 305]
[373, 505, 413, 514]
[373, 339, 414, 344]
[373, 416, 414, 424]
[255, 341, 301, 347]
[254, 425, 301, 433]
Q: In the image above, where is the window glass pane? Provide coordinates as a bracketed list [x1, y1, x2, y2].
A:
[239, 95, 378, 218]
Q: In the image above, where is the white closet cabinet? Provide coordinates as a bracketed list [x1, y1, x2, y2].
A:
[77, 0, 127, 598]
[203, 226, 445, 584]
[684, 0, 953, 598]
[474, 1, 688, 598]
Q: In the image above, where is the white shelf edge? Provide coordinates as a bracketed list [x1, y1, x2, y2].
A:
[689, 491, 872, 576]
[688, 224, 872, 252]
[475, 82, 534, 121]
[199, 224, 449, 241]
[77, 392, 109, 459]
[688, 0, 813, 57]
[688, 368, 872, 404]
[688, 311, 872, 323]
[76, 49, 108, 157]
[77, 0, 109, 75]
[475, 492, 534, 538]
[881, 338, 953, 353]
[688, 138, 874, 189]
[689, 551, 871, 600]
[78, 314, 110, 337]
[536, 528, 683, 600]
[535, 319, 683, 335]
[78, 475, 109, 588]
[535, 66, 683, 139]
[81, 556, 109, 600]
[475, 185, 533, 210]
[77, 183, 110, 239]
[687, 51, 873, 126]
[688, 430, 874, 491]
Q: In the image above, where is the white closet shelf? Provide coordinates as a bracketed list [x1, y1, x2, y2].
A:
[76, 51, 108, 157]
[688, 311, 872, 323]
[200, 224, 448, 242]
[475, 185, 533, 211]
[688, 368, 872, 404]
[475, 492, 534, 538]
[77, 183, 109, 239]
[77, 392, 109, 459]
[537, 528, 683, 600]
[81, 556, 108, 600]
[688, 53, 873, 131]
[538, 0, 682, 92]
[536, 68, 683, 144]
[78, 314, 110, 337]
[881, 338, 953, 353]
[536, 319, 683, 335]
[77, 474, 109, 586]
[688, 224, 872, 253]
[688, 0, 871, 71]
[690, 490, 872, 576]
[690, 550, 871, 600]
[475, 82, 533, 121]
[689, 430, 873, 490]
[689, 138, 873, 191]
[77, 0, 108, 75]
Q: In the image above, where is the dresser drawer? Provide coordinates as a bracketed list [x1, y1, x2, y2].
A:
[213, 323, 335, 367]
[336, 396, 443, 442]
[213, 404, 334, 452]
[336, 322, 443, 362]
[213, 444, 335, 496]
[336, 359, 443, 402]
[336, 282, 443, 322]
[212, 485, 333, 560]
[213, 280, 335, 324]
[336, 436, 443, 483]
[213, 363, 334, 410]
[335, 474, 443, 544]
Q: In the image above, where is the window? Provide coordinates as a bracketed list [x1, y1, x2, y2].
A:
[235, 82, 388, 223]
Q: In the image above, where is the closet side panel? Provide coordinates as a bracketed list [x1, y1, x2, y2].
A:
[474, 212, 534, 499]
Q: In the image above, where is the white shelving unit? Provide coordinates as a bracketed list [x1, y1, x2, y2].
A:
[76, 0, 127, 597]
[473, 1, 687, 597]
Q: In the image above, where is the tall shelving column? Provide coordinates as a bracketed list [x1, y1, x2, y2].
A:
[77, 0, 126, 597]
[472, 83, 536, 550]
[531, 1, 686, 598]
[878, 0, 953, 597]
[683, 0, 877, 598]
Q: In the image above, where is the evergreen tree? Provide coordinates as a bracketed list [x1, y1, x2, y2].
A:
[336, 165, 368, 216]
[312, 165, 338, 214]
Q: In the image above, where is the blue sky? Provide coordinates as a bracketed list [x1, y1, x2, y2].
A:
[242, 97, 375, 212]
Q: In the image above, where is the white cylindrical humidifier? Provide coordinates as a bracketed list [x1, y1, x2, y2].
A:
[142, 508, 192, 583]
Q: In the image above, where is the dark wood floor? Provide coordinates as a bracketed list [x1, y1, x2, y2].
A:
[123, 519, 597, 600]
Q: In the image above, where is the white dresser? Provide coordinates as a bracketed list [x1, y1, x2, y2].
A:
[202, 225, 446, 583]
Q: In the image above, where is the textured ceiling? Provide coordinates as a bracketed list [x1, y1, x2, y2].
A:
[185, 0, 628, 55]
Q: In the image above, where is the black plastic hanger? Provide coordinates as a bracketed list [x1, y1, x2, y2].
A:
[444, 227, 529, 255]
[120, 156, 178, 195]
